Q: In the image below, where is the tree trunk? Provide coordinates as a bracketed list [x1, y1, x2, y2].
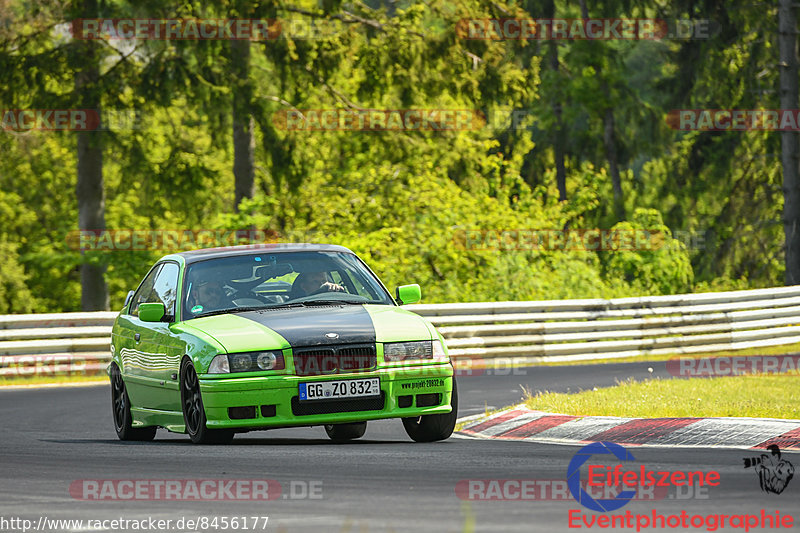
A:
[545, 0, 567, 202]
[780, 0, 800, 285]
[231, 38, 255, 212]
[75, 0, 108, 311]
[580, 0, 623, 219]
[603, 105, 624, 220]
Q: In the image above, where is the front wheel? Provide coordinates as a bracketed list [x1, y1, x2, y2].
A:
[324, 421, 367, 442]
[402, 379, 458, 443]
[181, 358, 234, 445]
[110, 364, 156, 441]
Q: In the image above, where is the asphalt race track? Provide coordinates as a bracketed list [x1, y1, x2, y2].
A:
[0, 361, 797, 533]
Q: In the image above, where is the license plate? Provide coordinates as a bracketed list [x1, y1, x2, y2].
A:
[299, 378, 380, 401]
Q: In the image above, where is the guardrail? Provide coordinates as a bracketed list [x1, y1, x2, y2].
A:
[410, 286, 800, 361]
[2, 286, 800, 376]
[0, 312, 117, 377]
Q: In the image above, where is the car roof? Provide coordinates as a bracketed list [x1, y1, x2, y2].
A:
[171, 243, 355, 264]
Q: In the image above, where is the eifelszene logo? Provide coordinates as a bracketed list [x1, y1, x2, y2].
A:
[568, 441, 637, 512]
[567, 441, 721, 512]
[566, 442, 796, 530]
[743, 445, 795, 495]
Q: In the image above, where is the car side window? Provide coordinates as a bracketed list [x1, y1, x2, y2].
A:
[151, 262, 180, 319]
[129, 265, 163, 316]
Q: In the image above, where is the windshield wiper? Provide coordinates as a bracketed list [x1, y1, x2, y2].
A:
[301, 299, 365, 306]
[192, 306, 268, 318]
[256, 302, 308, 310]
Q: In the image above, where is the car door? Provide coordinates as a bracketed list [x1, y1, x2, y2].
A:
[120, 264, 163, 409]
[111, 291, 136, 380]
[144, 261, 185, 411]
[124, 261, 186, 411]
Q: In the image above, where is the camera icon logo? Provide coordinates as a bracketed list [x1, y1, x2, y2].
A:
[743, 445, 795, 495]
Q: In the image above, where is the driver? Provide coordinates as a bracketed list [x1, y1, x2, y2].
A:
[291, 271, 345, 298]
[189, 280, 234, 314]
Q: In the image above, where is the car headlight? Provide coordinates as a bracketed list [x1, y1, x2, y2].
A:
[208, 351, 285, 374]
[384, 341, 435, 362]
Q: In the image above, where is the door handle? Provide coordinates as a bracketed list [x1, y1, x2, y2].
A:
[134, 333, 140, 342]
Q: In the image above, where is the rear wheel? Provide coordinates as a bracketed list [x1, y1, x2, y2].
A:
[402, 379, 458, 443]
[324, 421, 367, 442]
[181, 358, 234, 445]
[110, 364, 156, 441]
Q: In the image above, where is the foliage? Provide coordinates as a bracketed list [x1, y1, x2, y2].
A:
[603, 208, 693, 295]
[0, 0, 789, 311]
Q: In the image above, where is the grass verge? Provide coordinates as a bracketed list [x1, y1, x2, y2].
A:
[0, 374, 107, 387]
[531, 341, 800, 366]
[524, 372, 800, 419]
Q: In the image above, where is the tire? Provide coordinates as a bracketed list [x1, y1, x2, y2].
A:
[402, 379, 458, 443]
[180, 358, 234, 445]
[324, 421, 367, 442]
[110, 364, 157, 442]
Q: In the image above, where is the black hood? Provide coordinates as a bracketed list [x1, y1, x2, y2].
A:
[235, 305, 376, 347]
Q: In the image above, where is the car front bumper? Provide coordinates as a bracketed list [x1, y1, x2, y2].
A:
[198, 363, 454, 429]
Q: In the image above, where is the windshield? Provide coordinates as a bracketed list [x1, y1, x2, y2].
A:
[181, 251, 394, 319]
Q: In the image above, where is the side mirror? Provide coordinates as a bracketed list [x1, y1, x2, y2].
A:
[139, 302, 166, 322]
[123, 290, 135, 312]
[395, 284, 421, 305]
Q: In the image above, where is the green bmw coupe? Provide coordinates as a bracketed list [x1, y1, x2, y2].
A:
[109, 244, 457, 444]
